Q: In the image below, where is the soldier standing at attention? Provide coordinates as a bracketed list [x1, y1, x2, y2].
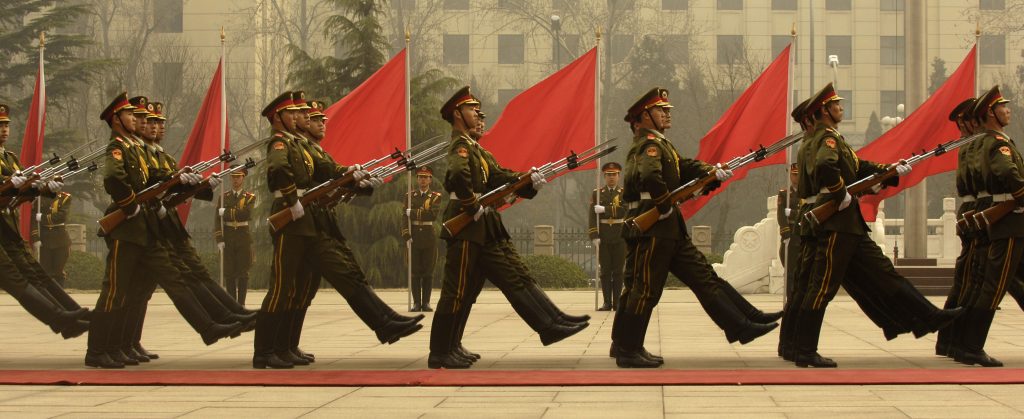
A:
[590, 162, 626, 311]
[612, 87, 778, 369]
[30, 191, 72, 287]
[403, 166, 442, 312]
[216, 165, 255, 306]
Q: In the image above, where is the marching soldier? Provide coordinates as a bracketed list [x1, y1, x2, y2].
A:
[776, 163, 800, 274]
[0, 104, 89, 341]
[954, 85, 1020, 367]
[792, 83, 960, 368]
[430, 86, 589, 369]
[590, 162, 626, 311]
[215, 164, 255, 306]
[612, 87, 778, 368]
[30, 191, 72, 287]
[403, 166, 442, 312]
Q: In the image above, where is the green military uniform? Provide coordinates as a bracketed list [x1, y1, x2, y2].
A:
[216, 186, 255, 305]
[403, 171, 442, 311]
[30, 192, 72, 287]
[589, 168, 626, 310]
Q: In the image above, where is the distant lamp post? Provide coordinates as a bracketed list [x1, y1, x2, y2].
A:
[551, 14, 562, 68]
[882, 103, 905, 131]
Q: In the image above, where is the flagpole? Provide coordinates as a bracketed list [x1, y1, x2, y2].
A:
[405, 30, 414, 312]
[782, 25, 795, 306]
[975, 21, 981, 96]
[593, 28, 602, 311]
[219, 27, 227, 289]
[33, 32, 45, 258]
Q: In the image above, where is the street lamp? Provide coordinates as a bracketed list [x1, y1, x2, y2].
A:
[551, 14, 562, 68]
[882, 103, 905, 131]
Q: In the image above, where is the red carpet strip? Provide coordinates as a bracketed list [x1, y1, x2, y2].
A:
[0, 368, 1022, 387]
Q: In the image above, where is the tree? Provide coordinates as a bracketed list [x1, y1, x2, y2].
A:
[928, 57, 947, 94]
[865, 111, 883, 143]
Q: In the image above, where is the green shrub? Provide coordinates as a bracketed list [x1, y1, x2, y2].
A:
[65, 251, 104, 290]
[520, 254, 589, 289]
[703, 252, 723, 264]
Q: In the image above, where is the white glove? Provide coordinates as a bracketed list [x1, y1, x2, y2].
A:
[35, 213, 42, 222]
[473, 205, 487, 221]
[838, 192, 853, 211]
[530, 168, 547, 190]
[353, 169, 369, 181]
[31, 180, 43, 189]
[594, 205, 606, 214]
[358, 176, 384, 189]
[125, 205, 142, 219]
[289, 201, 305, 220]
[894, 162, 912, 176]
[181, 172, 200, 185]
[157, 205, 168, 219]
[592, 238, 601, 247]
[217, 242, 225, 251]
[207, 175, 222, 189]
[345, 164, 363, 174]
[218, 208, 226, 217]
[9, 173, 27, 188]
[658, 207, 674, 220]
[46, 180, 63, 193]
[1014, 207, 1024, 214]
[784, 208, 792, 217]
[32, 241, 41, 252]
[405, 209, 412, 217]
[714, 163, 733, 181]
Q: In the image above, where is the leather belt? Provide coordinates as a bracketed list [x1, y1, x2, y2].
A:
[225, 221, 249, 228]
[450, 192, 481, 199]
[960, 195, 977, 203]
[411, 221, 433, 226]
[992, 193, 1014, 202]
[273, 188, 306, 198]
[600, 219, 624, 225]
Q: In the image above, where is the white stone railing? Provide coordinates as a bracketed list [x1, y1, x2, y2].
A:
[712, 196, 959, 294]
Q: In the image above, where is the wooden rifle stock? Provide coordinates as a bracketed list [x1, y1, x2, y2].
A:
[627, 168, 723, 234]
[957, 210, 977, 234]
[97, 168, 191, 234]
[974, 201, 1017, 234]
[442, 174, 533, 236]
[267, 172, 357, 232]
[803, 168, 899, 226]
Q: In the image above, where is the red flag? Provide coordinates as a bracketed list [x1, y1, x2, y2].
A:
[484, 48, 596, 171]
[322, 49, 407, 163]
[20, 55, 46, 240]
[857, 46, 976, 221]
[680, 45, 790, 217]
[177, 59, 228, 224]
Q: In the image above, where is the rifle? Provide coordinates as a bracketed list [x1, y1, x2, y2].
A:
[97, 150, 234, 234]
[627, 132, 803, 234]
[161, 158, 261, 208]
[3, 162, 101, 209]
[974, 196, 1024, 235]
[804, 132, 985, 227]
[0, 152, 62, 197]
[442, 139, 618, 237]
[957, 209, 979, 234]
[319, 143, 450, 208]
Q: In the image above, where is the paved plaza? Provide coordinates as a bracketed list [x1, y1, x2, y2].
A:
[0, 289, 1022, 417]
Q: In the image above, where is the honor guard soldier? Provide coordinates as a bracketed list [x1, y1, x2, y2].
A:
[216, 164, 256, 306]
[403, 166, 442, 312]
[0, 104, 89, 342]
[430, 86, 589, 369]
[590, 162, 626, 311]
[30, 191, 73, 287]
[776, 163, 800, 272]
[612, 88, 779, 368]
[792, 83, 961, 368]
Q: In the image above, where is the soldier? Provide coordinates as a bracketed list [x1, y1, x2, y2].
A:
[954, 85, 1020, 367]
[403, 166, 442, 312]
[590, 162, 626, 311]
[30, 191, 72, 287]
[430, 86, 589, 369]
[0, 103, 89, 341]
[776, 163, 800, 273]
[612, 87, 778, 368]
[216, 164, 255, 306]
[792, 83, 960, 368]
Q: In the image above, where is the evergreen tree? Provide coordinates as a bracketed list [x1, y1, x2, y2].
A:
[928, 57, 947, 95]
[865, 111, 883, 143]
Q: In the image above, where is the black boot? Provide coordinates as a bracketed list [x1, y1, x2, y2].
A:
[290, 308, 315, 363]
[778, 303, 802, 361]
[11, 284, 88, 331]
[720, 279, 783, 323]
[60, 320, 90, 340]
[253, 311, 293, 369]
[105, 309, 139, 366]
[421, 279, 433, 312]
[614, 312, 660, 368]
[130, 300, 159, 360]
[453, 308, 480, 361]
[201, 321, 246, 346]
[701, 291, 778, 345]
[506, 288, 588, 346]
[633, 308, 664, 364]
[526, 283, 589, 323]
[954, 308, 1003, 367]
[792, 309, 837, 368]
[599, 275, 613, 311]
[274, 311, 309, 366]
[84, 310, 124, 369]
[924, 307, 963, 335]
[428, 309, 471, 369]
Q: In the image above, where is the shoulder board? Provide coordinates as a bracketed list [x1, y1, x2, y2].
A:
[995, 135, 1007, 142]
[431, 191, 441, 197]
[246, 192, 255, 197]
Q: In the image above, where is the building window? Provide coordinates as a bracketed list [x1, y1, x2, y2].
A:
[980, 34, 1006, 65]
[662, 0, 688, 10]
[880, 36, 905, 65]
[443, 34, 469, 65]
[880, 0, 904, 11]
[664, 34, 689, 64]
[553, 34, 581, 62]
[611, 34, 634, 63]
[839, 90, 853, 120]
[771, 35, 792, 57]
[498, 34, 524, 64]
[444, 0, 469, 9]
[825, 35, 852, 65]
[825, 0, 851, 11]
[717, 0, 742, 10]
[879, 90, 905, 116]
[497, 89, 521, 112]
[717, 35, 744, 65]
[771, 0, 796, 10]
[152, 62, 183, 95]
[980, 0, 1005, 10]
[153, 0, 183, 33]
